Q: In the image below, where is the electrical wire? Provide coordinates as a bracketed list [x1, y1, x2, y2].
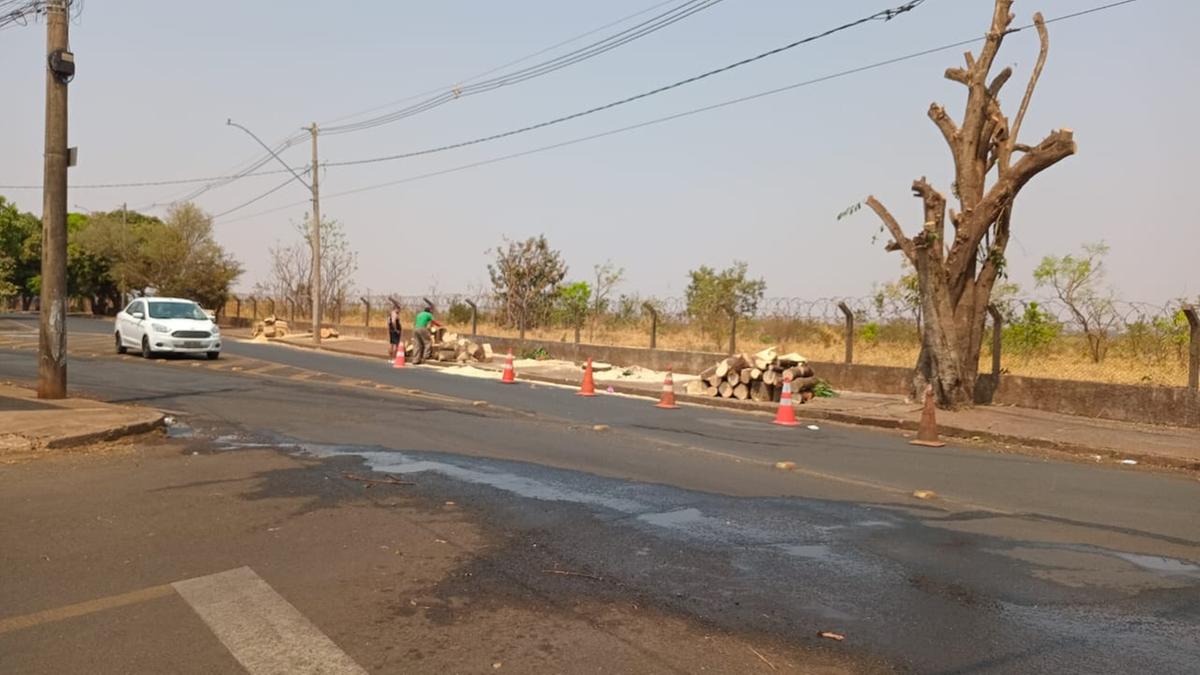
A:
[324, 0, 927, 168]
[210, 169, 310, 220]
[320, 0, 728, 136]
[213, 0, 1139, 225]
[147, 0, 720, 207]
[320, 0, 686, 127]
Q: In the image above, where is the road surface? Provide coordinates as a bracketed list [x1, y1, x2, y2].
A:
[1, 314, 1198, 673]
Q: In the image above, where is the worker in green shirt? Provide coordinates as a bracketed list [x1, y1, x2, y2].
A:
[412, 306, 440, 364]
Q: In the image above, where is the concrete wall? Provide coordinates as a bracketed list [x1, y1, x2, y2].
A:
[469, 334, 1200, 429]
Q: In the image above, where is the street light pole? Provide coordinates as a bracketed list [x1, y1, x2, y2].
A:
[38, 0, 70, 399]
[225, 119, 320, 344]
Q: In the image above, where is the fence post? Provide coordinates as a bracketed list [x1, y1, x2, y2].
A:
[643, 303, 658, 350]
[287, 298, 295, 324]
[465, 299, 478, 337]
[360, 297, 370, 329]
[234, 296, 241, 319]
[334, 299, 342, 325]
[1185, 304, 1199, 391]
[250, 297, 258, 320]
[266, 298, 275, 317]
[987, 304, 1003, 377]
[727, 308, 737, 355]
[837, 301, 854, 364]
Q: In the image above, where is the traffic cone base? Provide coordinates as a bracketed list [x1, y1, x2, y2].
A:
[392, 349, 406, 368]
[655, 369, 679, 409]
[577, 358, 597, 397]
[910, 384, 945, 447]
[773, 377, 801, 426]
[500, 349, 516, 384]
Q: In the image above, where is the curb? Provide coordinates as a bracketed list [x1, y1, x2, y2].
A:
[264, 339, 1200, 473]
[43, 413, 166, 450]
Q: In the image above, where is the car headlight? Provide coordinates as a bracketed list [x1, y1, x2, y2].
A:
[211, 325, 220, 335]
[152, 323, 170, 333]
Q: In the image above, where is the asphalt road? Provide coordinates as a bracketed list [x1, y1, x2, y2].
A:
[3, 314, 1199, 673]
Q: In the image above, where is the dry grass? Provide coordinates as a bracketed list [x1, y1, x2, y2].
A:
[223, 301, 1190, 387]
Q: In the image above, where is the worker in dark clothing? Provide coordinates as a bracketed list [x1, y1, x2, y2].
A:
[386, 308, 403, 361]
[412, 306, 441, 364]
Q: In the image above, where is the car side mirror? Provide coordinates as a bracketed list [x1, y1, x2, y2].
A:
[131, 311, 144, 320]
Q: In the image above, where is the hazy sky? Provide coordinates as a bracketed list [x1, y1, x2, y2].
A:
[0, 0, 1193, 303]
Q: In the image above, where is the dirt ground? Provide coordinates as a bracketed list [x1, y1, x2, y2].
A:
[0, 435, 870, 674]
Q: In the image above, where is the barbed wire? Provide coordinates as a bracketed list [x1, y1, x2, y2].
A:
[229, 292, 1191, 332]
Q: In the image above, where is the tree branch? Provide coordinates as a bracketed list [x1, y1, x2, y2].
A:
[1010, 12, 1049, 146]
[912, 178, 947, 263]
[927, 103, 959, 153]
[866, 195, 915, 261]
[987, 66, 1013, 99]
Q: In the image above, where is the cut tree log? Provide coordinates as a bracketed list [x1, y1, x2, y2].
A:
[685, 380, 708, 396]
[733, 383, 750, 400]
[739, 368, 754, 385]
[706, 373, 725, 387]
[718, 381, 734, 398]
[750, 367, 762, 381]
[698, 365, 718, 381]
[750, 381, 773, 403]
[762, 368, 778, 386]
[714, 359, 732, 379]
[725, 369, 741, 386]
[705, 385, 719, 397]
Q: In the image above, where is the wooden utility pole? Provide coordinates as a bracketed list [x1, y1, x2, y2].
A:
[309, 123, 322, 344]
[38, 0, 70, 399]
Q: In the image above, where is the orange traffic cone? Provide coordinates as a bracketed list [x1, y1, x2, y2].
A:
[500, 349, 516, 384]
[773, 374, 801, 426]
[392, 346, 406, 368]
[909, 384, 945, 447]
[577, 358, 597, 396]
[655, 369, 679, 409]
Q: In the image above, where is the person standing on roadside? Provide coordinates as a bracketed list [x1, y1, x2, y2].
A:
[386, 308, 403, 361]
[412, 305, 441, 364]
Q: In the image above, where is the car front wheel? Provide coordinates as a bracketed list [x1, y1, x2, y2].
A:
[206, 351, 220, 361]
[115, 332, 127, 354]
[141, 336, 154, 359]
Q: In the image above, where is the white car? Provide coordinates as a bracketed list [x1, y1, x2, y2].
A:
[115, 297, 222, 360]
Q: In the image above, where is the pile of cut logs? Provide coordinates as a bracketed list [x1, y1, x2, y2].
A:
[252, 315, 289, 338]
[412, 327, 492, 364]
[685, 348, 817, 403]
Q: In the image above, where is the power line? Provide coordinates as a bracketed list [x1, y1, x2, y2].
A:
[324, 0, 928, 168]
[321, 0, 728, 136]
[149, 0, 719, 208]
[214, 0, 1138, 224]
[0, 167, 298, 190]
[210, 169, 310, 219]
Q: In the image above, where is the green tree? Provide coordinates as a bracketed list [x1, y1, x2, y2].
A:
[487, 235, 567, 333]
[1002, 301, 1060, 357]
[557, 281, 591, 344]
[0, 196, 42, 309]
[589, 260, 624, 340]
[685, 261, 765, 351]
[1033, 242, 1116, 363]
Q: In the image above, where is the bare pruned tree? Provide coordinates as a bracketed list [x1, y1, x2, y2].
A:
[865, 1, 1076, 408]
[263, 215, 357, 320]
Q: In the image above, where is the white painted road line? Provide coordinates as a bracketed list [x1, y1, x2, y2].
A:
[172, 566, 367, 675]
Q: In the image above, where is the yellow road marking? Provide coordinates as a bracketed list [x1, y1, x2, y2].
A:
[0, 584, 175, 635]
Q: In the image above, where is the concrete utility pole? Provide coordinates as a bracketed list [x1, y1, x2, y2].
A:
[309, 123, 322, 345]
[38, 0, 71, 399]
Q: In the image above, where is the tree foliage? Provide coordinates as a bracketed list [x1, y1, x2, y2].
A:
[589, 260, 624, 340]
[261, 216, 358, 316]
[487, 235, 567, 330]
[556, 281, 591, 342]
[685, 261, 766, 350]
[1033, 242, 1116, 363]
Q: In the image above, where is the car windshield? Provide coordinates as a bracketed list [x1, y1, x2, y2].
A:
[147, 302, 209, 321]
